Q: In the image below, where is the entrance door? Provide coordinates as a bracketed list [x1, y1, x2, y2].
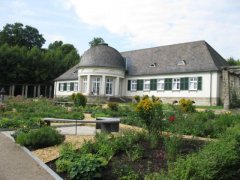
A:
[92, 77, 100, 95]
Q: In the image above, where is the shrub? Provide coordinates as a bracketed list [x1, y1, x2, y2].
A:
[167, 125, 240, 180]
[164, 135, 182, 162]
[136, 99, 164, 135]
[56, 143, 78, 173]
[71, 93, 87, 107]
[179, 98, 195, 113]
[16, 127, 65, 149]
[113, 164, 140, 180]
[68, 153, 107, 180]
[151, 95, 160, 102]
[107, 102, 119, 111]
[120, 111, 145, 127]
[142, 95, 149, 100]
[0, 118, 21, 128]
[134, 95, 140, 103]
[0, 103, 6, 113]
[126, 144, 144, 161]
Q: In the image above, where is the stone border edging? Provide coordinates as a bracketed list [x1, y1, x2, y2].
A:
[1, 132, 63, 180]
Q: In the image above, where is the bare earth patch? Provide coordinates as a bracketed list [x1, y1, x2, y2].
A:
[32, 135, 94, 163]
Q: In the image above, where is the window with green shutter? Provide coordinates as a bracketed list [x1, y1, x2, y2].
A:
[127, 80, 131, 91]
[164, 78, 172, 90]
[137, 79, 143, 91]
[70, 82, 74, 91]
[198, 77, 202, 90]
[180, 77, 189, 90]
[63, 83, 67, 91]
[150, 79, 157, 90]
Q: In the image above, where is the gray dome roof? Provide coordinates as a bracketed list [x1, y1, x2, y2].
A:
[79, 44, 125, 69]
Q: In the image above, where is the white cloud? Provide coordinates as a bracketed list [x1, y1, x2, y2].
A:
[66, 0, 240, 58]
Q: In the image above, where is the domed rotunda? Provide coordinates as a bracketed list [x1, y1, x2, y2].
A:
[78, 43, 126, 96]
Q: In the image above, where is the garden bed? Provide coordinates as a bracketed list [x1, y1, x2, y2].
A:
[46, 137, 205, 179]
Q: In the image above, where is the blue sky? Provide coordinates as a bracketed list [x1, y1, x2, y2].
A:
[1, 0, 240, 59]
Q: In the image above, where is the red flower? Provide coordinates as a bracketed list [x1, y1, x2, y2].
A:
[169, 115, 175, 122]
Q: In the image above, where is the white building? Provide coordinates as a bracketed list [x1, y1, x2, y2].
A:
[54, 40, 240, 107]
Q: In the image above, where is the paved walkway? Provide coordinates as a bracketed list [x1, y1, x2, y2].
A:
[0, 133, 55, 180]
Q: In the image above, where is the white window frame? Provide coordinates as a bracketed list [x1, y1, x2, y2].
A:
[144, 79, 150, 91]
[60, 83, 64, 92]
[106, 78, 113, 95]
[131, 80, 137, 91]
[157, 79, 165, 90]
[92, 77, 101, 95]
[82, 77, 87, 93]
[67, 83, 70, 91]
[172, 78, 180, 90]
[74, 82, 78, 92]
[189, 77, 198, 90]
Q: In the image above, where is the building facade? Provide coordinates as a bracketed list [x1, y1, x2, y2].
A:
[54, 40, 240, 107]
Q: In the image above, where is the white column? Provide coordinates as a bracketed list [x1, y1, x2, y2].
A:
[37, 85, 41, 97]
[86, 75, 91, 95]
[49, 85, 52, 98]
[115, 77, 120, 96]
[22, 85, 25, 96]
[54, 82, 57, 98]
[101, 75, 106, 96]
[12, 85, 15, 96]
[9, 86, 12, 96]
[79, 76, 82, 93]
[25, 85, 28, 98]
[33, 86, 36, 98]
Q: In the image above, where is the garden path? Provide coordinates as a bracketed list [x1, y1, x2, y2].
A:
[0, 132, 55, 180]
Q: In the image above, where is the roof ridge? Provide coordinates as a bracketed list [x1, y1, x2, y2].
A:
[121, 40, 205, 54]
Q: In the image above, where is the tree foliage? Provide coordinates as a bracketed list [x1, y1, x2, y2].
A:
[89, 37, 105, 47]
[0, 22, 45, 49]
[0, 23, 80, 84]
[227, 57, 240, 66]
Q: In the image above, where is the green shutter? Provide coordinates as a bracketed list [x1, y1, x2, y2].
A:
[70, 82, 74, 91]
[63, 83, 67, 91]
[198, 77, 202, 90]
[59, 83, 61, 91]
[150, 79, 157, 90]
[128, 80, 131, 91]
[137, 80, 143, 91]
[180, 77, 189, 90]
[164, 78, 172, 90]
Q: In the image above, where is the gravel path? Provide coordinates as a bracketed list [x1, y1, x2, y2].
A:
[0, 132, 55, 180]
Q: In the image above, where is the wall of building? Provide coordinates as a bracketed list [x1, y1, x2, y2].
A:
[78, 67, 125, 97]
[123, 72, 221, 105]
[54, 70, 224, 106]
[54, 80, 78, 97]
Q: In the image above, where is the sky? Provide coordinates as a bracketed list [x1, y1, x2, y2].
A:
[1, 0, 240, 59]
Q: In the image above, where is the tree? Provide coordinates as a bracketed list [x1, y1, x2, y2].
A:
[227, 57, 240, 66]
[89, 37, 105, 47]
[0, 22, 45, 49]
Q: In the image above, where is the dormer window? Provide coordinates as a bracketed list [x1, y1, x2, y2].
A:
[177, 60, 186, 66]
[150, 63, 158, 67]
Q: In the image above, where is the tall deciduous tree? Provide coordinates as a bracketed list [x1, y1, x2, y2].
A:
[0, 22, 80, 85]
[89, 37, 105, 47]
[0, 22, 45, 49]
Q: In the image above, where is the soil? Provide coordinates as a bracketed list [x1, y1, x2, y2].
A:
[46, 138, 206, 180]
